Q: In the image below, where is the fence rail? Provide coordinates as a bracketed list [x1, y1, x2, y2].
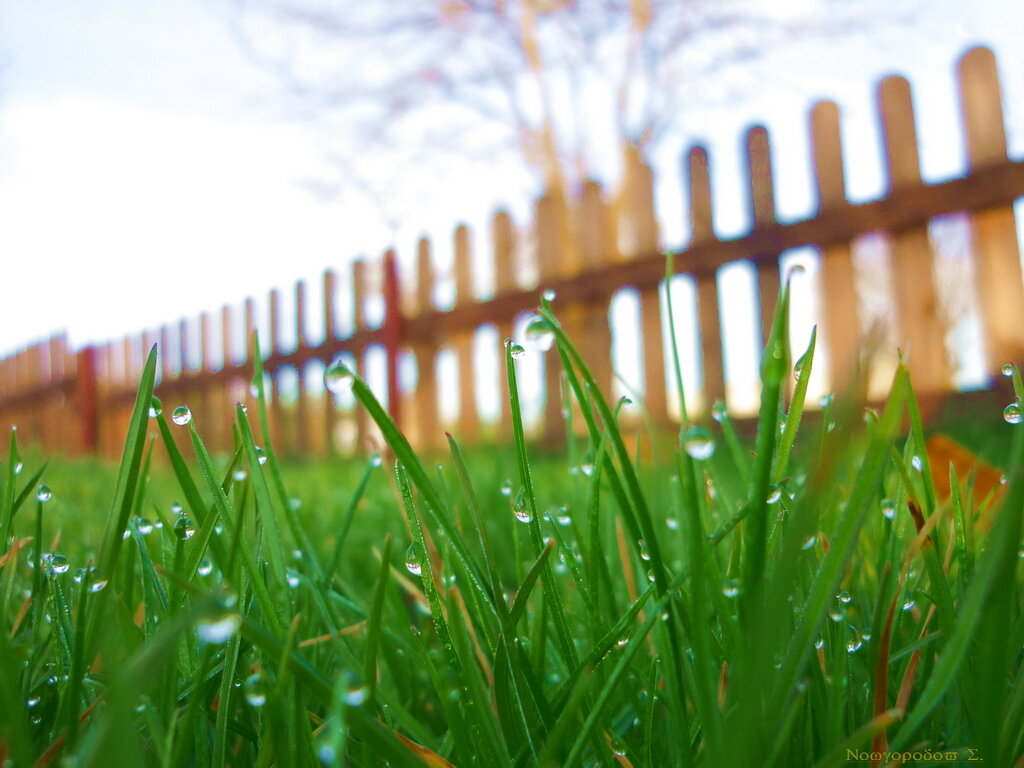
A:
[2, 46, 1023, 458]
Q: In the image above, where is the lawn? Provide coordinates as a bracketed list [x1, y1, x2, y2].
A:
[1, 288, 1021, 767]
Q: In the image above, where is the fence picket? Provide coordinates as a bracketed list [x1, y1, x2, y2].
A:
[958, 46, 1024, 374]
[688, 146, 727, 409]
[746, 126, 782, 347]
[811, 100, 861, 393]
[879, 75, 951, 392]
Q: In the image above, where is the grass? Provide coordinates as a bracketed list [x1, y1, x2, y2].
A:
[1, 284, 1022, 767]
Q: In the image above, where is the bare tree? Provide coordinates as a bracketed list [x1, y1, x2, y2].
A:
[232, 0, 920, 228]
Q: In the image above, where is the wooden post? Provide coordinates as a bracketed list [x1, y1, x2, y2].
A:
[879, 75, 951, 392]
[322, 269, 338, 454]
[492, 211, 517, 442]
[688, 146, 727, 409]
[414, 238, 441, 449]
[812, 100, 861, 393]
[536, 191, 567, 443]
[382, 249, 404, 435]
[576, 181, 615, 409]
[294, 280, 310, 455]
[746, 125, 781, 347]
[352, 259, 371, 452]
[623, 147, 668, 426]
[268, 289, 285, 452]
[452, 228, 479, 443]
[76, 346, 99, 455]
[958, 46, 1024, 373]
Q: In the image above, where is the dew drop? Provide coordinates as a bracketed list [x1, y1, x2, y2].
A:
[846, 628, 863, 653]
[638, 539, 651, 561]
[836, 590, 852, 604]
[828, 606, 846, 622]
[173, 517, 196, 541]
[711, 401, 728, 423]
[405, 544, 421, 576]
[683, 426, 715, 460]
[135, 517, 154, 535]
[504, 338, 526, 359]
[244, 673, 266, 707]
[36, 485, 52, 503]
[170, 501, 183, 516]
[148, 397, 162, 418]
[343, 683, 368, 707]
[881, 498, 897, 520]
[171, 406, 192, 426]
[767, 485, 782, 504]
[609, 731, 628, 757]
[254, 446, 268, 465]
[324, 355, 356, 393]
[524, 316, 555, 351]
[499, 480, 513, 497]
[902, 599, 916, 612]
[198, 613, 241, 644]
[800, 534, 816, 551]
[286, 568, 301, 589]
[370, 453, 383, 468]
[48, 555, 70, 575]
[14, 461, 23, 474]
[513, 488, 532, 523]
[616, 637, 629, 648]
[542, 288, 556, 302]
[198, 558, 214, 577]
[818, 393, 834, 409]
[1001, 363, 1015, 377]
[814, 636, 825, 650]
[1003, 402, 1024, 425]
[555, 509, 572, 526]
[722, 579, 741, 598]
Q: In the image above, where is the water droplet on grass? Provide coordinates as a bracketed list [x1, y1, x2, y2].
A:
[666, 517, 680, 530]
[171, 501, 183, 515]
[405, 544, 421, 576]
[902, 599, 916, 612]
[174, 517, 196, 540]
[48, 555, 69, 575]
[148, 398, 162, 418]
[171, 406, 192, 426]
[500, 480, 513, 496]
[846, 628, 863, 653]
[14, 461, 23, 474]
[683, 426, 715, 460]
[801, 534, 816, 551]
[504, 338, 526, 359]
[244, 673, 266, 707]
[524, 316, 555, 351]
[135, 517, 154, 535]
[1002, 363, 1016, 377]
[542, 288, 556, 302]
[198, 558, 213, 577]
[36, 485, 52, 503]
[513, 489, 531, 523]
[711, 401, 727, 422]
[767, 485, 782, 504]
[836, 590, 852, 604]
[638, 540, 651, 561]
[609, 731, 628, 757]
[1004, 402, 1024, 424]
[286, 569, 300, 588]
[722, 579, 740, 598]
[198, 613, 241, 644]
[881, 499, 897, 519]
[324, 355, 355, 393]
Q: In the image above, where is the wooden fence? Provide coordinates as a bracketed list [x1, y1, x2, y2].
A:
[2, 46, 1023, 459]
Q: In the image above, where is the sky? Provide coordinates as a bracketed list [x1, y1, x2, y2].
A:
[0, 0, 1022, 414]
